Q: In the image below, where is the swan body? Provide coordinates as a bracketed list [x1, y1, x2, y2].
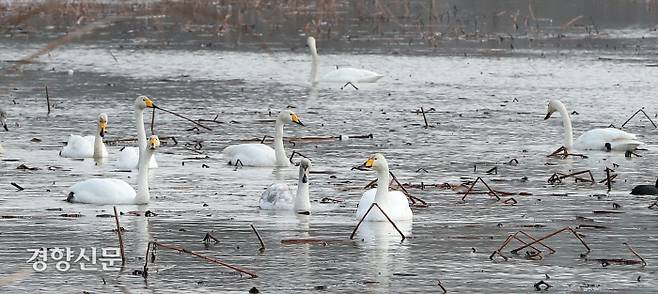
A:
[114, 96, 158, 169]
[544, 100, 642, 151]
[223, 144, 275, 166]
[631, 178, 658, 195]
[60, 113, 108, 159]
[259, 183, 292, 209]
[575, 129, 641, 151]
[117, 147, 158, 169]
[355, 154, 413, 222]
[60, 135, 96, 158]
[222, 110, 303, 167]
[67, 135, 160, 205]
[321, 68, 384, 83]
[308, 36, 383, 84]
[68, 179, 136, 204]
[259, 158, 312, 213]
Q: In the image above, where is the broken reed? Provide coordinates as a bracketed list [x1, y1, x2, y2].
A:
[250, 224, 266, 251]
[112, 206, 126, 265]
[620, 108, 657, 129]
[350, 202, 406, 241]
[490, 226, 590, 261]
[142, 241, 258, 279]
[44, 85, 51, 114]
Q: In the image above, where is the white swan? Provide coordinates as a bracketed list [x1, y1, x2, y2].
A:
[222, 110, 303, 167]
[259, 158, 312, 214]
[67, 135, 160, 205]
[544, 100, 643, 151]
[116, 96, 158, 169]
[355, 154, 413, 222]
[60, 113, 108, 159]
[307, 36, 383, 84]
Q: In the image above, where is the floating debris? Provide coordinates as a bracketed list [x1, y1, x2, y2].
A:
[202, 232, 219, 244]
[547, 146, 587, 159]
[142, 241, 258, 279]
[548, 170, 595, 184]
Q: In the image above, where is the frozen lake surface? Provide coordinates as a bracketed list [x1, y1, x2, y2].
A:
[1, 1, 658, 292]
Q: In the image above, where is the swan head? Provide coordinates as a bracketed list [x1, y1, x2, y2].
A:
[147, 135, 161, 150]
[279, 110, 304, 126]
[135, 95, 155, 110]
[0, 110, 7, 131]
[361, 153, 389, 172]
[544, 100, 563, 120]
[299, 158, 311, 183]
[97, 113, 108, 138]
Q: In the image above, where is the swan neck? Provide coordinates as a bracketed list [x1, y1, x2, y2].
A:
[135, 148, 153, 204]
[556, 102, 574, 150]
[310, 44, 319, 84]
[274, 119, 288, 166]
[294, 169, 311, 213]
[374, 169, 390, 203]
[93, 130, 104, 158]
[135, 107, 147, 163]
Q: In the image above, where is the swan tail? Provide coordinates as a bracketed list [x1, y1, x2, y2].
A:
[609, 139, 643, 151]
[66, 192, 75, 202]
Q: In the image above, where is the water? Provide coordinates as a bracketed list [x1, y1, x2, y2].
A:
[2, 1, 658, 293]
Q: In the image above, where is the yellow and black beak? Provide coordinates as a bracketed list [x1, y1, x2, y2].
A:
[149, 137, 158, 149]
[351, 157, 374, 171]
[291, 113, 304, 126]
[99, 121, 107, 137]
[544, 111, 553, 120]
[364, 157, 375, 168]
[144, 97, 155, 108]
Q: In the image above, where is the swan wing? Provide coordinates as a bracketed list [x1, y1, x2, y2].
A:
[355, 188, 377, 220]
[222, 144, 276, 166]
[116, 147, 158, 169]
[82, 135, 95, 144]
[355, 189, 412, 221]
[117, 147, 140, 169]
[574, 128, 642, 151]
[383, 191, 413, 221]
[259, 183, 293, 210]
[68, 178, 136, 204]
[322, 68, 384, 83]
[60, 134, 94, 158]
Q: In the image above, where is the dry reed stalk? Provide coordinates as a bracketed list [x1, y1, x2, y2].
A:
[112, 206, 126, 265]
[143, 241, 258, 278]
[621, 108, 657, 129]
[461, 177, 500, 201]
[510, 227, 590, 255]
[350, 203, 406, 241]
[250, 224, 265, 251]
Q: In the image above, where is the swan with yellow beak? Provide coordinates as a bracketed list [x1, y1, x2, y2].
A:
[116, 96, 159, 169]
[355, 153, 413, 222]
[68, 135, 160, 204]
[222, 110, 304, 167]
[60, 113, 109, 159]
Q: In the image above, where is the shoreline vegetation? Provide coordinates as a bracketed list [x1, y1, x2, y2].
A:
[2, 0, 658, 56]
